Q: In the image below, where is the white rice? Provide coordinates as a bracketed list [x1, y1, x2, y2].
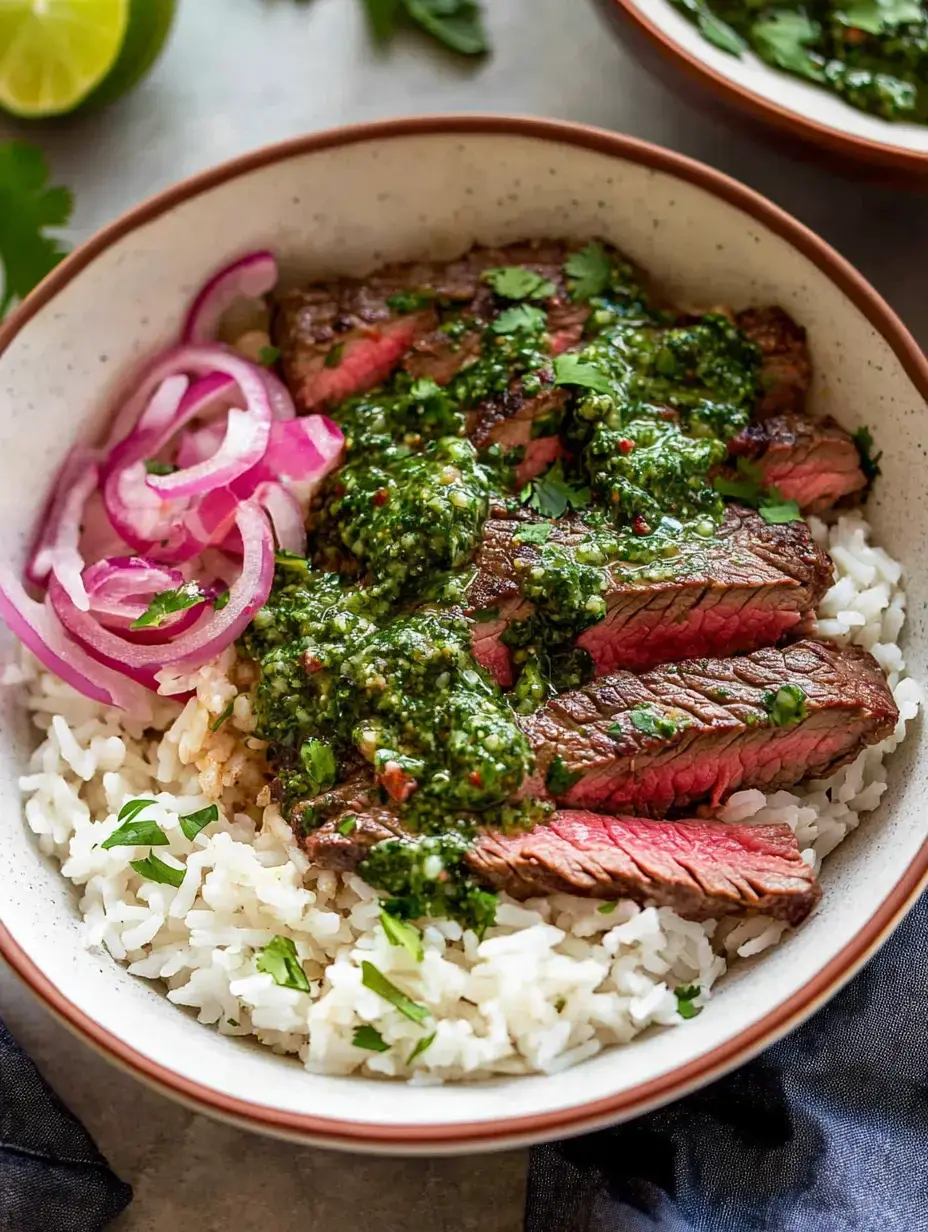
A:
[9, 511, 921, 1081]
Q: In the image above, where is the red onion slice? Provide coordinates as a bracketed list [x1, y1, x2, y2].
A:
[254, 481, 306, 555]
[27, 449, 101, 610]
[182, 251, 278, 345]
[48, 502, 274, 673]
[145, 405, 268, 500]
[0, 565, 152, 714]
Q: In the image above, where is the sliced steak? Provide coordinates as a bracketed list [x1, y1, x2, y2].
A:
[467, 505, 834, 686]
[274, 241, 591, 410]
[468, 811, 821, 924]
[468, 383, 568, 486]
[728, 412, 866, 513]
[302, 806, 820, 925]
[521, 639, 897, 817]
[736, 306, 812, 417]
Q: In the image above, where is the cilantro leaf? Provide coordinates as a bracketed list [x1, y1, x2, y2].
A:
[545, 755, 583, 796]
[564, 242, 612, 301]
[361, 961, 430, 1023]
[597, 901, 618, 915]
[118, 798, 158, 824]
[380, 909, 425, 961]
[408, 1031, 436, 1063]
[672, 0, 746, 53]
[552, 353, 613, 394]
[338, 815, 358, 836]
[179, 804, 219, 842]
[492, 304, 547, 335]
[102, 818, 169, 850]
[130, 581, 205, 630]
[144, 460, 177, 476]
[257, 345, 281, 367]
[852, 425, 882, 484]
[512, 521, 553, 546]
[0, 141, 72, 318]
[758, 498, 802, 524]
[299, 738, 337, 795]
[675, 984, 702, 1019]
[353, 1024, 391, 1052]
[403, 0, 489, 55]
[130, 854, 186, 888]
[837, 0, 921, 34]
[362, 0, 402, 40]
[213, 590, 230, 611]
[750, 12, 825, 81]
[482, 266, 556, 301]
[257, 936, 311, 992]
[521, 460, 591, 519]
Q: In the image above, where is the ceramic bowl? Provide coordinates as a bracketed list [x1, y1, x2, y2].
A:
[602, 0, 928, 180]
[1, 116, 927, 1154]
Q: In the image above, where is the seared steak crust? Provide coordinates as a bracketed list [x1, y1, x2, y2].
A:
[521, 639, 898, 816]
[736, 306, 812, 417]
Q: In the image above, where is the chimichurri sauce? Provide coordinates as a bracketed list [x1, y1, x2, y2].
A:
[672, 0, 928, 123]
[243, 243, 767, 931]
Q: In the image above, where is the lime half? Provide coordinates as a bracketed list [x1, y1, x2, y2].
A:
[0, 0, 130, 118]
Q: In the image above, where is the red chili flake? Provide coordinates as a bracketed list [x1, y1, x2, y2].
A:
[844, 25, 866, 43]
[618, 438, 635, 455]
[332, 482, 345, 499]
[300, 652, 323, 674]
[632, 515, 651, 536]
[379, 762, 417, 803]
[658, 407, 678, 422]
[469, 771, 483, 787]
[372, 488, 389, 507]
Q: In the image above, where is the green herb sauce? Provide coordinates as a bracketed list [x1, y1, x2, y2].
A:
[671, 0, 928, 124]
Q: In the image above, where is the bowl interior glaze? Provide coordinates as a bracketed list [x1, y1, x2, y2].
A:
[0, 120, 926, 1151]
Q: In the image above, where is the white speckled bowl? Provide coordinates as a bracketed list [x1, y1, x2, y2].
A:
[1, 117, 926, 1153]
[603, 0, 928, 180]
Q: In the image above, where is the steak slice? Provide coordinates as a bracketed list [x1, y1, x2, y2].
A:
[302, 807, 820, 925]
[468, 383, 568, 486]
[736, 306, 812, 417]
[727, 412, 867, 513]
[521, 639, 898, 817]
[274, 241, 591, 410]
[467, 505, 834, 686]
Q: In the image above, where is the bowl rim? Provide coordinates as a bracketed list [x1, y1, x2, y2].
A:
[2, 112, 928, 1151]
[603, 0, 928, 175]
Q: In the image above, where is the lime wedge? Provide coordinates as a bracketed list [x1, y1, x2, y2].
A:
[0, 0, 130, 118]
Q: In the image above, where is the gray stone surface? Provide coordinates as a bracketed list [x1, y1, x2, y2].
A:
[0, 0, 925, 1227]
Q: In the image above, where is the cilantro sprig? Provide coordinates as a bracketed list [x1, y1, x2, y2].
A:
[130, 582, 206, 630]
[0, 141, 72, 318]
[521, 459, 591, 519]
[361, 0, 489, 56]
[563, 242, 613, 302]
[714, 459, 802, 525]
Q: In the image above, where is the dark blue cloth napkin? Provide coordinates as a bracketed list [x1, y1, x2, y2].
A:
[0, 1016, 132, 1231]
[525, 888, 928, 1232]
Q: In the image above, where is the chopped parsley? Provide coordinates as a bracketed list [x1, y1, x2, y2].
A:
[213, 590, 230, 611]
[211, 702, 234, 732]
[675, 983, 702, 1019]
[130, 854, 186, 888]
[338, 815, 358, 836]
[563, 242, 612, 301]
[130, 581, 205, 630]
[352, 1024, 390, 1052]
[482, 266, 556, 301]
[257, 345, 281, 367]
[101, 815, 169, 849]
[299, 738, 337, 795]
[521, 459, 591, 518]
[380, 909, 425, 962]
[386, 290, 433, 313]
[612, 705, 681, 740]
[762, 683, 808, 726]
[257, 936, 311, 993]
[408, 1031, 436, 1063]
[144, 459, 177, 475]
[179, 804, 219, 842]
[360, 961, 430, 1024]
[853, 425, 883, 485]
[545, 755, 583, 796]
[512, 521, 553, 546]
[597, 901, 618, 915]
